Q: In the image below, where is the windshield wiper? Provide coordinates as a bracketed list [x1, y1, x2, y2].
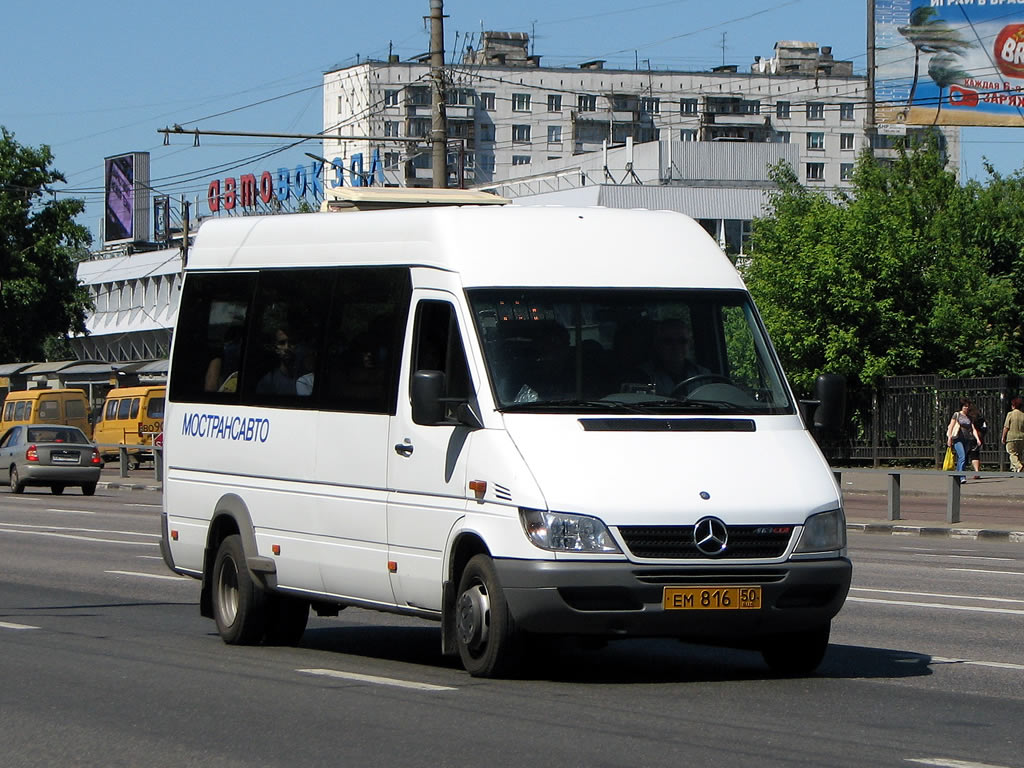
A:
[500, 398, 650, 413]
[629, 398, 741, 411]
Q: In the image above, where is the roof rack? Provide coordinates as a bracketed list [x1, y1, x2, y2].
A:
[321, 187, 508, 212]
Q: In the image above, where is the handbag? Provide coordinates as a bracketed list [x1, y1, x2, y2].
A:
[943, 446, 955, 471]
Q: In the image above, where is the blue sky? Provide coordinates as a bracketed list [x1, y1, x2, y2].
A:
[3, 0, 1021, 243]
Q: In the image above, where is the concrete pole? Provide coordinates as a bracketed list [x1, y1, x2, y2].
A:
[430, 0, 448, 188]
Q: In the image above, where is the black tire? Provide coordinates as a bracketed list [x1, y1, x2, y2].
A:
[50, 484, 65, 495]
[455, 554, 520, 678]
[212, 534, 267, 645]
[264, 595, 310, 646]
[761, 622, 831, 676]
[81, 482, 97, 496]
[10, 466, 24, 494]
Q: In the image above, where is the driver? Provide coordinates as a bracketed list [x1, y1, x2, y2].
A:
[641, 318, 710, 396]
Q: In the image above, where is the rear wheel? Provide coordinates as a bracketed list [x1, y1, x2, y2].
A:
[81, 482, 97, 496]
[761, 622, 831, 676]
[264, 595, 310, 645]
[455, 554, 520, 678]
[10, 467, 24, 494]
[212, 534, 267, 644]
[50, 484, 65, 495]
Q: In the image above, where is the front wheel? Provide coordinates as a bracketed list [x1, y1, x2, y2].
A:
[761, 622, 831, 676]
[264, 595, 309, 646]
[455, 554, 520, 678]
[212, 534, 267, 645]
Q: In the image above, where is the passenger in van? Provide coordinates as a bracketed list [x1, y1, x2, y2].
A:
[510, 321, 573, 403]
[204, 327, 243, 392]
[641, 318, 711, 397]
[257, 328, 314, 396]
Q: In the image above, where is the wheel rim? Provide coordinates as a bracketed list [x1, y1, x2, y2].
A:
[456, 582, 490, 652]
[10, 469, 18, 491]
[216, 555, 240, 626]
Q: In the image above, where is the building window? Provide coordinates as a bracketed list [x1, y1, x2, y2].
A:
[479, 124, 495, 142]
[840, 133, 855, 150]
[680, 129, 698, 141]
[512, 93, 531, 112]
[548, 125, 562, 143]
[578, 94, 597, 112]
[807, 132, 825, 150]
[840, 103, 855, 121]
[384, 152, 400, 170]
[771, 131, 790, 143]
[446, 88, 472, 106]
[408, 118, 430, 138]
[384, 89, 400, 107]
[512, 124, 532, 143]
[407, 86, 431, 106]
[806, 162, 825, 181]
[384, 121, 400, 137]
[512, 155, 531, 166]
[707, 97, 759, 114]
[680, 98, 698, 114]
[547, 94, 562, 112]
[640, 97, 660, 114]
[840, 163, 854, 181]
[807, 102, 825, 120]
[480, 92, 495, 110]
[776, 101, 790, 119]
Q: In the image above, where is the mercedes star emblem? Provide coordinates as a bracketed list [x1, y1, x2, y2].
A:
[693, 516, 729, 556]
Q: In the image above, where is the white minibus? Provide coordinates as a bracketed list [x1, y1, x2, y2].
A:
[160, 204, 850, 677]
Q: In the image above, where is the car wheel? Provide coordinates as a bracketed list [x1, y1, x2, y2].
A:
[212, 534, 267, 645]
[81, 483, 97, 496]
[10, 466, 25, 494]
[761, 622, 831, 676]
[263, 595, 310, 646]
[455, 554, 521, 678]
[50, 484, 65, 495]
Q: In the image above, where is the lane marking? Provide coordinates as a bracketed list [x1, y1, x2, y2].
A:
[851, 587, 1024, 605]
[0, 528, 157, 546]
[0, 621, 39, 630]
[298, 668, 455, 691]
[915, 554, 1015, 562]
[44, 508, 94, 515]
[126, 503, 161, 508]
[907, 758, 1013, 767]
[105, 570, 190, 582]
[0, 522, 159, 538]
[931, 657, 1024, 671]
[946, 568, 1024, 577]
[137, 555, 164, 560]
[847, 596, 1024, 616]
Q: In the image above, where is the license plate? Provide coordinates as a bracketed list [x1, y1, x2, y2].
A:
[663, 586, 762, 610]
[51, 454, 79, 464]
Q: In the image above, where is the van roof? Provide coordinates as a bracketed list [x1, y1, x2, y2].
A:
[4, 388, 86, 399]
[188, 206, 744, 290]
[103, 386, 166, 398]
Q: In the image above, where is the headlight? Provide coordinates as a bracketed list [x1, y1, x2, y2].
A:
[519, 508, 622, 553]
[794, 508, 847, 553]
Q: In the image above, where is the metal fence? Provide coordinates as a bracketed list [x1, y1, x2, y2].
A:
[821, 375, 1021, 469]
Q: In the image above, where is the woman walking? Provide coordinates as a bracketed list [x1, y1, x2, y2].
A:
[947, 398, 982, 484]
[1001, 396, 1024, 473]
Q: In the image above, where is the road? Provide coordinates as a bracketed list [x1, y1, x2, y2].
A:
[2, 487, 1023, 768]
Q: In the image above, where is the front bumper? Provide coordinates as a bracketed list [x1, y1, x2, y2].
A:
[495, 557, 852, 641]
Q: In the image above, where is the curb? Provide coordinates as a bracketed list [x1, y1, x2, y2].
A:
[848, 522, 1024, 543]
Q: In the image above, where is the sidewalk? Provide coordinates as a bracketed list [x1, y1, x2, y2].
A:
[835, 467, 1024, 543]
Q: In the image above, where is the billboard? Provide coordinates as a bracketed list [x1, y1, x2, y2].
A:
[875, 0, 1024, 127]
[104, 152, 151, 244]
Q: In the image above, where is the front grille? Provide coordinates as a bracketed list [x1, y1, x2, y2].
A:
[617, 525, 794, 559]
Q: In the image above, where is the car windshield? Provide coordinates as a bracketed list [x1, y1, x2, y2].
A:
[467, 288, 793, 415]
[27, 427, 88, 443]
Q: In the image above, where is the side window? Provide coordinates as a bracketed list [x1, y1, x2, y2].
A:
[170, 272, 257, 403]
[14, 401, 27, 420]
[147, 397, 165, 419]
[105, 399, 119, 420]
[412, 301, 472, 410]
[117, 398, 132, 420]
[240, 270, 333, 405]
[321, 268, 411, 414]
[3, 401, 13, 421]
[65, 399, 85, 419]
[0, 427, 19, 448]
[129, 398, 141, 419]
[38, 398, 59, 419]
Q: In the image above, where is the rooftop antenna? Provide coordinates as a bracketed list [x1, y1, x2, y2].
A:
[721, 32, 727, 67]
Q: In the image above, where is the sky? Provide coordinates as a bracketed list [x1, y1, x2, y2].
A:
[3, 0, 1022, 244]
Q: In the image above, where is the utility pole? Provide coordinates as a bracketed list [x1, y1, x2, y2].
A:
[429, 0, 448, 188]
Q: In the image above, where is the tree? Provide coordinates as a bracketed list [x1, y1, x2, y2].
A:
[898, 8, 972, 110]
[743, 136, 1023, 407]
[0, 127, 92, 361]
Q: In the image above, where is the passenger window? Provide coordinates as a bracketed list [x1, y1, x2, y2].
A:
[3, 402, 13, 421]
[14, 401, 26, 420]
[129, 398, 141, 419]
[413, 301, 472, 409]
[170, 272, 256, 402]
[147, 398, 165, 419]
[65, 399, 85, 419]
[38, 399, 59, 419]
[320, 268, 411, 414]
[117, 398, 132, 420]
[0, 427, 20, 447]
[105, 399, 119, 420]
[241, 270, 332, 405]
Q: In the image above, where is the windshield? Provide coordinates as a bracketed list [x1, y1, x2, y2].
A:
[467, 288, 793, 415]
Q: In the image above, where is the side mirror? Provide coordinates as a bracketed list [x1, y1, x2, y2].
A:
[813, 373, 846, 433]
[411, 370, 445, 425]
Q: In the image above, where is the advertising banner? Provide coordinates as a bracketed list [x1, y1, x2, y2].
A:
[875, 0, 1024, 127]
[104, 152, 151, 245]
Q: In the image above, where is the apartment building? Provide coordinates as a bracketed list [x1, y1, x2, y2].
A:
[322, 32, 958, 190]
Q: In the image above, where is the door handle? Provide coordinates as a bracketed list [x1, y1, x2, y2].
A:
[394, 442, 414, 457]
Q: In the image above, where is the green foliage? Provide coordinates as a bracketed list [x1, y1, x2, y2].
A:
[0, 126, 93, 361]
[744, 135, 1024, 404]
